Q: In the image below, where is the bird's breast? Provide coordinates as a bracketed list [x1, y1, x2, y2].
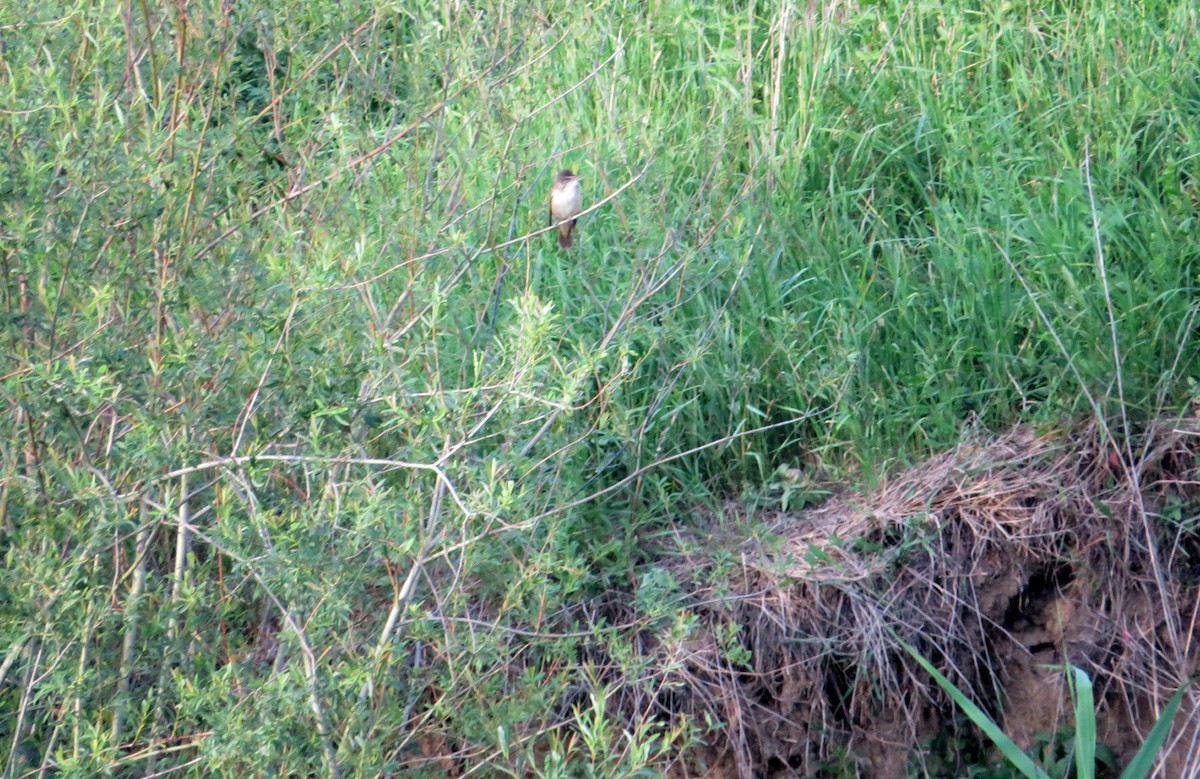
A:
[550, 184, 582, 219]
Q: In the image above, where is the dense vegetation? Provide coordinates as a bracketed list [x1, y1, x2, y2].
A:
[2, 0, 1198, 776]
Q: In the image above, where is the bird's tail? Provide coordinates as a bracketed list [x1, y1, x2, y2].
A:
[557, 220, 575, 249]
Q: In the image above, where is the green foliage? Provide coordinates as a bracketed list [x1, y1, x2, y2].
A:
[2, 0, 1198, 775]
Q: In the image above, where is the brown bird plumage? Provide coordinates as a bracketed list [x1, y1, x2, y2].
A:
[548, 169, 582, 249]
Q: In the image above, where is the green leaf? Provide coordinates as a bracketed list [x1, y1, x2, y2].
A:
[1071, 667, 1096, 779]
[1119, 679, 1193, 779]
[900, 640, 1052, 779]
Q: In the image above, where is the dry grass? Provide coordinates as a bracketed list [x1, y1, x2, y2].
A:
[618, 422, 1200, 778]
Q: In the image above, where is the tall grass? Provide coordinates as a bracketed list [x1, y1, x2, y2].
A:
[1, 0, 1198, 775]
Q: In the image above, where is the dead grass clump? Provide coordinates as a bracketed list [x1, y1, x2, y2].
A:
[654, 422, 1200, 779]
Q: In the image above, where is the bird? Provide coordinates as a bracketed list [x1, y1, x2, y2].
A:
[548, 169, 583, 249]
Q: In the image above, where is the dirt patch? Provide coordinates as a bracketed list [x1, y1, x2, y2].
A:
[654, 423, 1200, 778]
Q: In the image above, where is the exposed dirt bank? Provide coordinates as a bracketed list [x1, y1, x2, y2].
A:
[661, 423, 1200, 778]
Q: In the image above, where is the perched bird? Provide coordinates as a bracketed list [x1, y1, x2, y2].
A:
[548, 169, 583, 249]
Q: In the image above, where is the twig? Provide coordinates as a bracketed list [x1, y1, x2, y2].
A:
[111, 521, 152, 744]
[155, 454, 473, 518]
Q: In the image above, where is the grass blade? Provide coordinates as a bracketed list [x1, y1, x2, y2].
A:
[1119, 680, 1193, 779]
[1071, 666, 1096, 779]
[900, 641, 1052, 779]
